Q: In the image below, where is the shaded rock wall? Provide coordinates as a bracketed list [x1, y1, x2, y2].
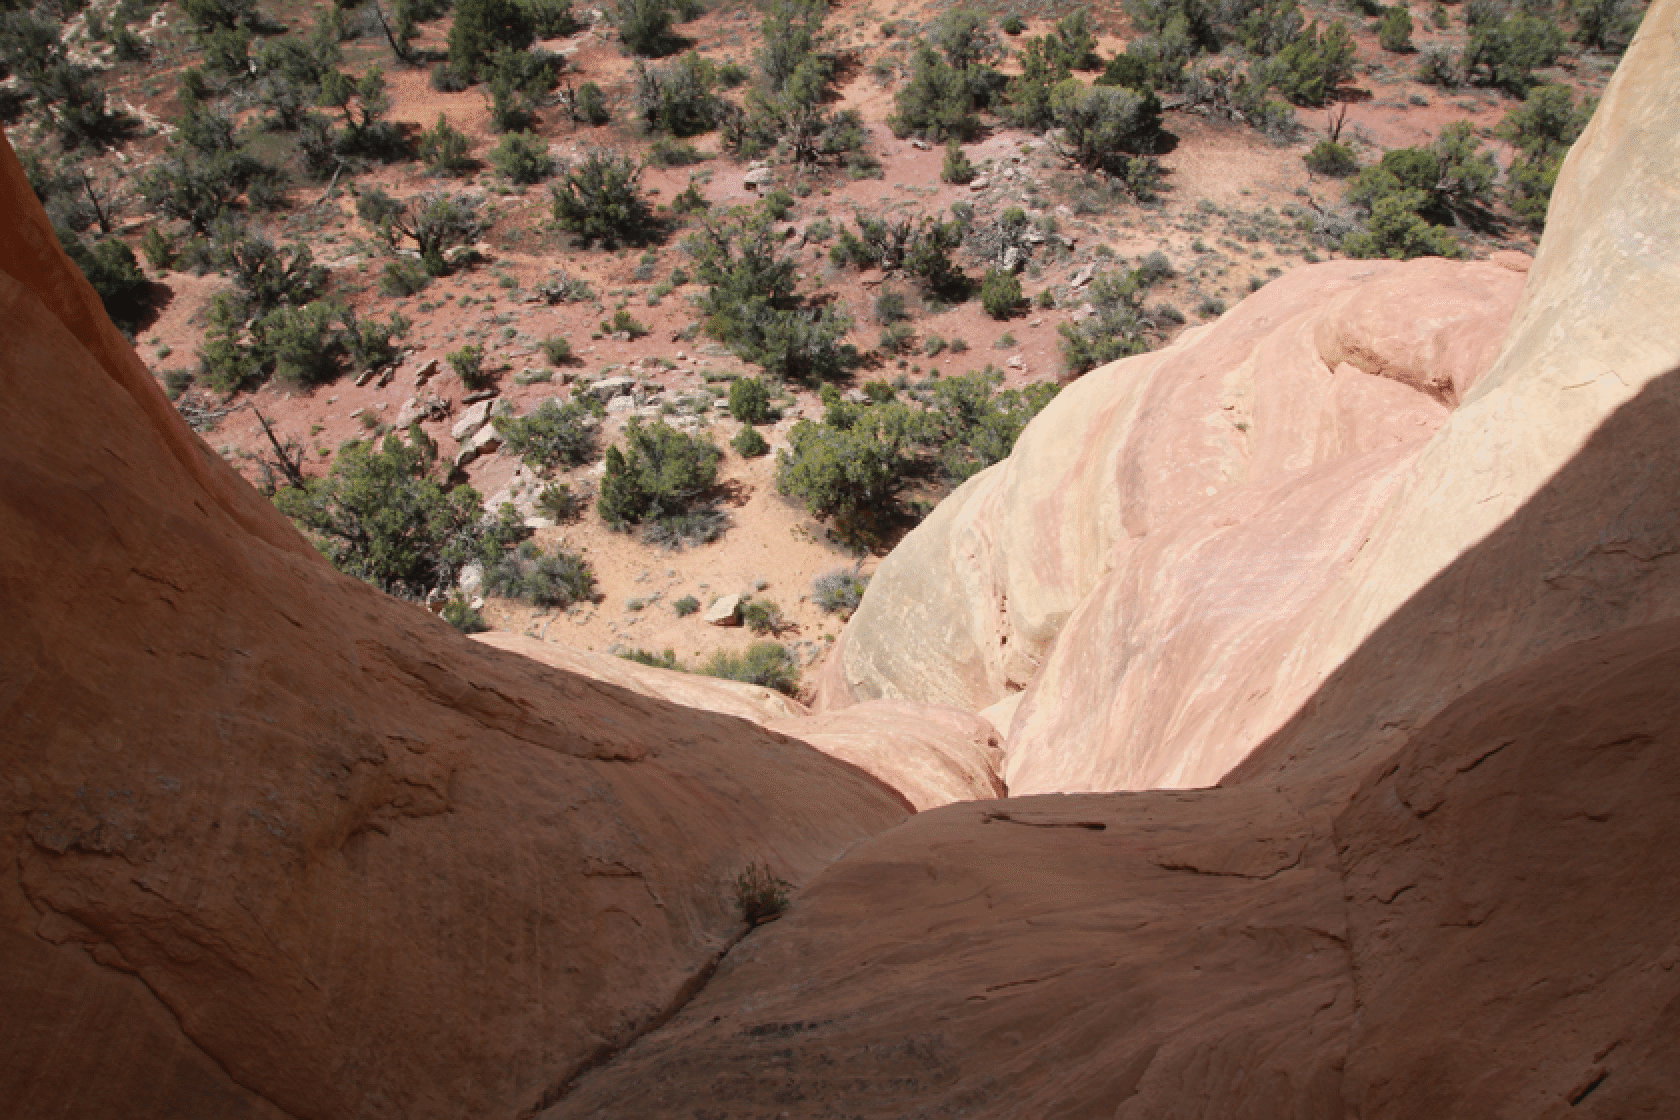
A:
[0, 133, 910, 1120]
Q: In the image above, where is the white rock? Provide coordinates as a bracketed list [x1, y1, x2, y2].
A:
[969, 176, 989, 191]
[451, 400, 492, 442]
[704, 593, 743, 626]
[587, 375, 637, 402]
[458, 561, 484, 596]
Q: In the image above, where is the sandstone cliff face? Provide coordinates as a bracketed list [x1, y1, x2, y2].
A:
[819, 28, 1678, 800]
[540, 3, 1680, 1115]
[0, 134, 911, 1119]
[816, 257, 1524, 756]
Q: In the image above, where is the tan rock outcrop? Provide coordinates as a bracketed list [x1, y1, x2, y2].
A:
[480, 635, 1003, 810]
[817, 256, 1523, 731]
[0, 131, 909, 1119]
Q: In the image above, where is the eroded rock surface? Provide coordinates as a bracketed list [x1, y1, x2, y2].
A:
[0, 133, 909, 1120]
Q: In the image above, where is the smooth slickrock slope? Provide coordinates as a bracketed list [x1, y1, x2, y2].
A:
[814, 256, 1523, 731]
[0, 133, 910, 1120]
[480, 634, 1004, 809]
[542, 3, 1680, 1116]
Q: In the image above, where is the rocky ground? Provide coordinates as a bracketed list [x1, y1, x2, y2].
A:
[9, 0, 1623, 694]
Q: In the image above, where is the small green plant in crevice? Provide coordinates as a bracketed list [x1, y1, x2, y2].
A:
[734, 861, 791, 923]
[673, 594, 701, 616]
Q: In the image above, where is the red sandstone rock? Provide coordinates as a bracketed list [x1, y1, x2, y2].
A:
[0, 131, 908, 1119]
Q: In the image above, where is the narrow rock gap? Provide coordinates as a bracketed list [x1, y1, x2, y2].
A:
[517, 924, 754, 1118]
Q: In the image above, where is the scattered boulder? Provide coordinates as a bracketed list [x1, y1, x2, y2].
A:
[412, 357, 440, 387]
[704, 593, 743, 626]
[451, 400, 492, 442]
[453, 421, 502, 468]
[586, 376, 636, 403]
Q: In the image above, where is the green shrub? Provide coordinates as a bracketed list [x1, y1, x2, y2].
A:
[634, 51, 724, 135]
[536, 482, 585, 521]
[673, 594, 701, 615]
[888, 44, 994, 142]
[359, 189, 486, 276]
[1571, 0, 1642, 51]
[1304, 138, 1359, 176]
[573, 80, 611, 124]
[484, 539, 596, 605]
[602, 309, 650, 337]
[702, 643, 799, 694]
[980, 269, 1022, 318]
[614, 0, 677, 55]
[447, 343, 490, 387]
[1342, 190, 1462, 259]
[1057, 257, 1173, 374]
[274, 429, 516, 595]
[1047, 79, 1163, 173]
[812, 566, 868, 612]
[648, 138, 706, 166]
[488, 130, 554, 183]
[622, 647, 684, 668]
[929, 365, 1059, 481]
[1001, 13, 1025, 34]
[776, 392, 929, 518]
[139, 227, 179, 272]
[58, 232, 151, 333]
[873, 288, 907, 324]
[1378, 5, 1413, 51]
[448, 0, 535, 80]
[486, 48, 562, 131]
[541, 335, 573, 364]
[382, 259, 431, 297]
[1498, 83, 1594, 228]
[940, 138, 975, 184]
[742, 598, 785, 634]
[525, 0, 581, 36]
[1258, 19, 1358, 106]
[732, 426, 770, 457]
[728, 376, 772, 423]
[420, 113, 474, 174]
[598, 417, 722, 526]
[551, 151, 658, 247]
[1464, 11, 1564, 94]
[692, 209, 860, 382]
[431, 62, 469, 91]
[498, 397, 601, 469]
[733, 861, 791, 920]
[441, 596, 488, 633]
[1417, 46, 1463, 87]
